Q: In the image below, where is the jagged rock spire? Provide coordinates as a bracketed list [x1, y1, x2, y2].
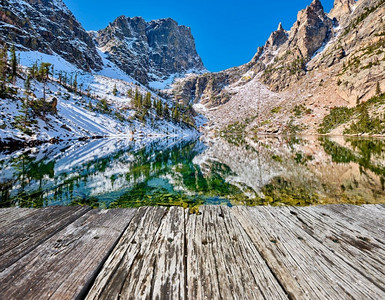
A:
[309, 0, 325, 12]
[265, 23, 288, 50]
[286, 0, 333, 59]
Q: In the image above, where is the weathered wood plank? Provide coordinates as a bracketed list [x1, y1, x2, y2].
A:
[318, 204, 384, 228]
[0, 205, 384, 300]
[86, 206, 185, 300]
[289, 206, 385, 290]
[0, 206, 90, 272]
[311, 204, 385, 242]
[0, 208, 136, 300]
[232, 206, 385, 299]
[186, 206, 288, 300]
[0, 208, 36, 227]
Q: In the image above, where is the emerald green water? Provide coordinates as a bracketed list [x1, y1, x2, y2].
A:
[1, 135, 385, 209]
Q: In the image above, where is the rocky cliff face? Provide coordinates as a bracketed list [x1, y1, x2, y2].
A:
[260, 0, 334, 91]
[171, 22, 289, 107]
[94, 16, 206, 85]
[172, 0, 385, 135]
[265, 23, 288, 50]
[329, 0, 356, 25]
[0, 0, 103, 71]
[173, 0, 335, 105]
[0, 1, 206, 84]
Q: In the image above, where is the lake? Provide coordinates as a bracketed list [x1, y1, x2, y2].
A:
[1, 135, 385, 210]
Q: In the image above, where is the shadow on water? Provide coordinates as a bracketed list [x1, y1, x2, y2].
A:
[1, 135, 385, 209]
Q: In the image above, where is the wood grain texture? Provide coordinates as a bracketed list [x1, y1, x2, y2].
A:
[232, 205, 385, 299]
[185, 206, 288, 300]
[86, 206, 185, 300]
[289, 205, 385, 279]
[0, 208, 36, 227]
[0, 205, 384, 300]
[88, 206, 289, 300]
[0, 208, 135, 300]
[0, 206, 90, 272]
[311, 204, 385, 241]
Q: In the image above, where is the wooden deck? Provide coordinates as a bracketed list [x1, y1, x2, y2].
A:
[0, 204, 384, 299]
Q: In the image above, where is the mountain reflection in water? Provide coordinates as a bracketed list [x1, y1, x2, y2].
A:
[1, 135, 384, 209]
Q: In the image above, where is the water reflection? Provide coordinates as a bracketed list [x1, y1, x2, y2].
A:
[1, 135, 384, 208]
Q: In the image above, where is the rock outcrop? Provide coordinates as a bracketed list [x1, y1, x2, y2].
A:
[0, 0, 103, 71]
[94, 16, 206, 85]
[259, 0, 334, 91]
[172, 0, 385, 135]
[265, 23, 289, 51]
[287, 0, 334, 59]
[329, 0, 356, 25]
[174, 0, 335, 104]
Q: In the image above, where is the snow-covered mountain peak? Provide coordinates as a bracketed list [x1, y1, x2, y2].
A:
[95, 15, 206, 86]
[0, 0, 103, 72]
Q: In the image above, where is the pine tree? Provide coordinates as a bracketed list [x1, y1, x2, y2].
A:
[0, 44, 8, 98]
[10, 45, 17, 82]
[172, 106, 180, 122]
[25, 74, 31, 92]
[376, 82, 381, 96]
[38, 62, 51, 104]
[134, 88, 140, 108]
[15, 98, 31, 133]
[30, 62, 38, 79]
[38, 62, 51, 81]
[127, 89, 132, 98]
[97, 98, 109, 113]
[137, 93, 143, 109]
[112, 84, 117, 96]
[156, 99, 163, 116]
[86, 86, 91, 97]
[73, 74, 78, 93]
[15, 76, 32, 133]
[163, 103, 170, 119]
[63, 72, 67, 86]
[144, 92, 151, 108]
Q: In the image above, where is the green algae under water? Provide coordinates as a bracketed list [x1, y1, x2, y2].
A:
[1, 135, 385, 210]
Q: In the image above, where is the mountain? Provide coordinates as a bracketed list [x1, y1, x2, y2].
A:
[0, 0, 201, 145]
[172, 0, 385, 135]
[93, 16, 206, 87]
[0, 0, 103, 71]
[1, 0, 383, 143]
[0, 1, 205, 87]
[256, 0, 335, 91]
[0, 50, 198, 145]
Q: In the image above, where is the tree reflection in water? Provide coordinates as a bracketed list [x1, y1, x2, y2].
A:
[1, 135, 384, 209]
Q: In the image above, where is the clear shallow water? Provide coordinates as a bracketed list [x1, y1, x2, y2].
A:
[1, 135, 385, 209]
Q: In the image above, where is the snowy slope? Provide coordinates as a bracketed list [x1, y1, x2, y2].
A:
[1, 0, 102, 71]
[0, 51, 199, 144]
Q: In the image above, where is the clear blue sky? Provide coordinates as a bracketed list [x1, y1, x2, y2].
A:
[64, 0, 335, 72]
